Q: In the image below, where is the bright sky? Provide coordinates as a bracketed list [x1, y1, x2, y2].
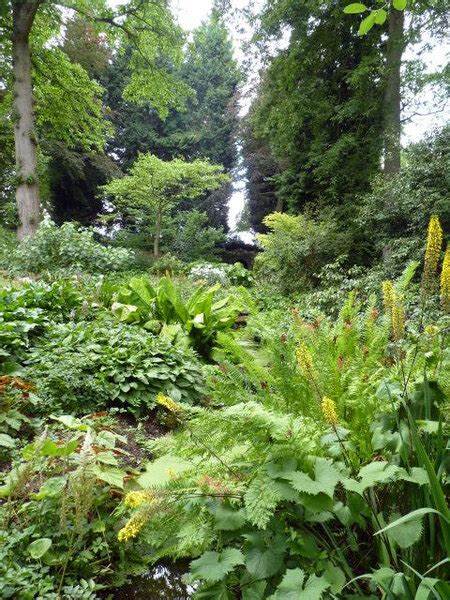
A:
[172, 0, 212, 30]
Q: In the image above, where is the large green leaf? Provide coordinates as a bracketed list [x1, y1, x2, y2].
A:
[342, 461, 402, 495]
[268, 569, 331, 600]
[92, 465, 125, 489]
[244, 533, 286, 580]
[190, 548, 244, 583]
[374, 508, 446, 549]
[242, 580, 267, 600]
[137, 455, 192, 488]
[214, 505, 247, 531]
[358, 12, 376, 35]
[393, 0, 407, 10]
[28, 538, 52, 559]
[194, 581, 235, 599]
[0, 433, 15, 449]
[128, 276, 156, 308]
[343, 3, 367, 14]
[111, 302, 140, 323]
[34, 476, 66, 500]
[284, 458, 340, 498]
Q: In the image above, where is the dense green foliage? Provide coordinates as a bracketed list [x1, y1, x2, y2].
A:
[1, 213, 448, 598]
[249, 0, 384, 217]
[102, 11, 240, 231]
[111, 275, 243, 357]
[103, 154, 229, 257]
[113, 242, 450, 599]
[26, 319, 206, 415]
[13, 221, 134, 274]
[0, 1, 449, 598]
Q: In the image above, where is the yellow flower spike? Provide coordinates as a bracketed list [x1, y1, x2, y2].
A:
[440, 245, 450, 312]
[117, 512, 147, 542]
[382, 280, 396, 315]
[124, 491, 154, 509]
[423, 215, 443, 282]
[321, 396, 338, 426]
[166, 467, 177, 480]
[156, 392, 181, 414]
[391, 296, 405, 341]
[296, 343, 315, 377]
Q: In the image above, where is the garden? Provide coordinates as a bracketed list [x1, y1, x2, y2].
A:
[0, 214, 448, 599]
[0, 1, 449, 599]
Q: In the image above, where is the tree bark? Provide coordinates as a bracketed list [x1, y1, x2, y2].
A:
[12, 0, 42, 239]
[383, 2, 405, 175]
[153, 206, 162, 258]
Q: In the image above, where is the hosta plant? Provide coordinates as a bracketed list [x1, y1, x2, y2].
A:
[25, 319, 206, 415]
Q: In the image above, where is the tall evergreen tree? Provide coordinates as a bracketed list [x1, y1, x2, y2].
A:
[248, 0, 385, 220]
[103, 11, 241, 230]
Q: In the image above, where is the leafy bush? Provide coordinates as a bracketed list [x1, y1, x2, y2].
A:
[357, 126, 450, 277]
[189, 261, 254, 287]
[150, 253, 188, 276]
[168, 209, 225, 261]
[0, 226, 16, 271]
[189, 262, 230, 286]
[25, 319, 206, 415]
[223, 262, 254, 287]
[0, 280, 83, 368]
[112, 276, 243, 357]
[0, 289, 48, 368]
[0, 376, 38, 460]
[255, 212, 349, 295]
[0, 416, 144, 597]
[13, 220, 134, 274]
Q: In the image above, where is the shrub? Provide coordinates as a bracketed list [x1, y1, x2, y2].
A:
[13, 220, 134, 274]
[0, 226, 16, 271]
[150, 253, 188, 276]
[0, 417, 143, 597]
[25, 319, 206, 415]
[111, 276, 243, 357]
[189, 262, 254, 287]
[255, 212, 349, 295]
[224, 262, 254, 286]
[189, 262, 230, 286]
[0, 288, 48, 368]
[0, 280, 84, 368]
[0, 376, 38, 461]
[169, 209, 225, 261]
[357, 126, 450, 276]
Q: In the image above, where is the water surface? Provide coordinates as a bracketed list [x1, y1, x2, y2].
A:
[112, 563, 194, 599]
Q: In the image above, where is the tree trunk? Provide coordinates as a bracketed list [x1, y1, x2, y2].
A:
[12, 1, 42, 239]
[383, 2, 405, 175]
[154, 207, 162, 258]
